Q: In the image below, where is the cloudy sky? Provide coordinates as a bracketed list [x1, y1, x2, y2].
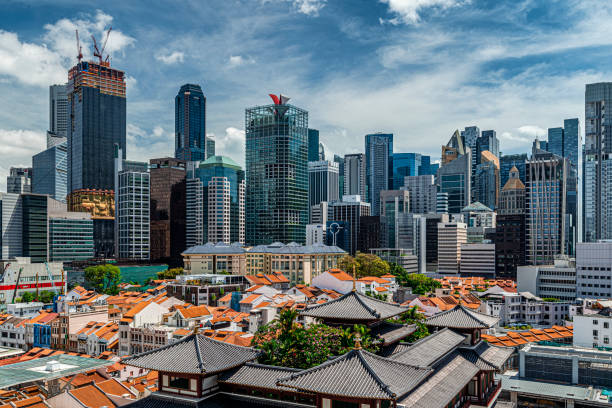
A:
[1, 0, 611, 190]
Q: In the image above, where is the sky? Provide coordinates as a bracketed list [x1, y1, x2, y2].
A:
[1, 0, 612, 191]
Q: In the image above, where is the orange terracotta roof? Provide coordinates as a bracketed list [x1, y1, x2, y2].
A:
[239, 294, 261, 304]
[374, 287, 388, 292]
[70, 384, 115, 408]
[246, 285, 263, 292]
[96, 378, 135, 398]
[123, 300, 152, 318]
[218, 293, 232, 302]
[327, 269, 354, 281]
[179, 305, 211, 319]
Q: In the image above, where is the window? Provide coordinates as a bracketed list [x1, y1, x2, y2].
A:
[605, 322, 609, 329]
[169, 376, 190, 389]
[594, 330, 599, 337]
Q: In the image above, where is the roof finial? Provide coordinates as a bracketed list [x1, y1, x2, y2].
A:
[352, 265, 356, 292]
[353, 331, 362, 350]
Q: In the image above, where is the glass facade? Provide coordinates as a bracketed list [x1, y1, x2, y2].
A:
[391, 152, 439, 190]
[547, 127, 564, 158]
[117, 167, 150, 260]
[308, 129, 320, 162]
[22, 194, 48, 263]
[245, 103, 308, 245]
[365, 133, 393, 215]
[32, 142, 67, 202]
[476, 130, 499, 163]
[175, 84, 207, 161]
[500, 154, 527, 187]
[49, 217, 94, 261]
[438, 152, 471, 215]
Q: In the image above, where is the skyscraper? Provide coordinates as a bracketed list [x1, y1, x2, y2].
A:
[245, 94, 308, 245]
[500, 154, 527, 187]
[205, 135, 215, 159]
[21, 194, 48, 263]
[365, 133, 393, 215]
[474, 151, 499, 210]
[343, 153, 366, 199]
[49, 84, 68, 145]
[32, 142, 67, 202]
[327, 196, 370, 254]
[308, 161, 339, 208]
[67, 59, 126, 192]
[477, 130, 499, 162]
[308, 129, 320, 162]
[437, 150, 471, 215]
[438, 222, 467, 275]
[379, 190, 410, 249]
[391, 152, 437, 190]
[175, 84, 207, 161]
[547, 127, 564, 158]
[334, 154, 344, 199]
[461, 126, 480, 201]
[6, 168, 32, 194]
[402, 175, 437, 214]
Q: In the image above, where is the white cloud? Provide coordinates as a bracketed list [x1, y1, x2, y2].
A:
[0, 129, 46, 191]
[156, 51, 185, 64]
[213, 127, 246, 165]
[227, 55, 255, 68]
[380, 0, 468, 24]
[126, 124, 173, 162]
[293, 0, 326, 16]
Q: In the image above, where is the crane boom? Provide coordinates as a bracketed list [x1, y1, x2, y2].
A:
[100, 27, 112, 57]
[75, 30, 83, 63]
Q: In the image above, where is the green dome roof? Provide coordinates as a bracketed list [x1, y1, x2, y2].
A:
[199, 155, 242, 169]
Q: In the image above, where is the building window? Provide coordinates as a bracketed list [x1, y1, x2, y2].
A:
[605, 322, 609, 329]
[594, 330, 599, 337]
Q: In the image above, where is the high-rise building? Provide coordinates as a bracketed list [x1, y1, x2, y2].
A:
[474, 151, 500, 210]
[379, 190, 410, 249]
[333, 155, 344, 199]
[308, 161, 339, 209]
[461, 126, 480, 201]
[437, 222, 467, 275]
[7, 168, 32, 194]
[49, 84, 68, 145]
[477, 130, 499, 161]
[205, 135, 215, 159]
[308, 129, 320, 162]
[32, 142, 67, 202]
[0, 193, 22, 259]
[310, 201, 329, 226]
[436, 192, 449, 214]
[392, 153, 420, 190]
[358, 215, 385, 253]
[150, 157, 187, 266]
[526, 151, 567, 265]
[327, 196, 370, 254]
[460, 243, 495, 278]
[495, 166, 526, 278]
[414, 213, 449, 272]
[67, 59, 126, 192]
[500, 154, 527, 187]
[547, 127, 564, 158]
[442, 130, 465, 166]
[365, 133, 393, 215]
[67, 189, 115, 258]
[437, 150, 471, 214]
[175, 84, 207, 161]
[245, 95, 308, 245]
[402, 175, 437, 214]
[114, 146, 150, 260]
[186, 156, 245, 246]
[48, 198, 94, 262]
[343, 153, 366, 198]
[21, 194, 48, 263]
[306, 224, 325, 246]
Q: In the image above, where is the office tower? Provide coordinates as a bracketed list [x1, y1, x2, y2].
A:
[461, 126, 480, 200]
[442, 130, 465, 165]
[379, 190, 410, 248]
[186, 156, 245, 246]
[413, 213, 449, 272]
[402, 175, 437, 214]
[419, 155, 439, 176]
[460, 243, 495, 277]
[343, 153, 366, 198]
[175, 84, 207, 161]
[462, 202, 496, 228]
[392, 152, 437, 189]
[327, 196, 370, 254]
[547, 127, 564, 158]
[114, 146, 150, 260]
[0, 193, 22, 259]
[308, 161, 339, 209]
[306, 224, 325, 245]
[318, 143, 326, 161]
[67, 189, 115, 258]
[365, 133, 393, 215]
[48, 201, 94, 263]
[436, 192, 449, 214]
[358, 216, 385, 253]
[67, 59, 126, 192]
[7, 168, 32, 194]
[205, 135, 215, 159]
[495, 166, 526, 278]
[437, 150, 471, 214]
[21, 194, 48, 263]
[310, 201, 329, 226]
[150, 157, 187, 266]
[308, 129, 320, 162]
[532, 138, 548, 154]
[474, 151, 500, 210]
[500, 153, 527, 187]
[32, 142, 67, 202]
[48, 84, 68, 148]
[333, 155, 344, 198]
[526, 151, 567, 265]
[437, 222, 467, 274]
[477, 130, 499, 160]
[245, 95, 308, 245]
[563, 118, 580, 172]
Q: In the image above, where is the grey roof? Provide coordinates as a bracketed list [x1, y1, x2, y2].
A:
[183, 242, 246, 255]
[183, 241, 346, 256]
[459, 341, 514, 371]
[500, 375, 594, 402]
[370, 322, 417, 345]
[220, 363, 301, 391]
[398, 352, 480, 408]
[425, 305, 499, 329]
[278, 349, 432, 400]
[122, 333, 260, 375]
[462, 201, 493, 212]
[379, 342, 412, 358]
[390, 328, 466, 367]
[125, 392, 311, 407]
[300, 291, 408, 322]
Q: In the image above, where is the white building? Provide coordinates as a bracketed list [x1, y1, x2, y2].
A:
[459, 243, 495, 277]
[574, 309, 612, 348]
[576, 242, 612, 299]
[0, 258, 65, 304]
[118, 301, 170, 356]
[482, 292, 571, 327]
[437, 222, 467, 274]
[306, 224, 325, 245]
[517, 257, 577, 301]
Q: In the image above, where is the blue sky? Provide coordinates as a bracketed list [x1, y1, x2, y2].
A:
[1, 0, 611, 190]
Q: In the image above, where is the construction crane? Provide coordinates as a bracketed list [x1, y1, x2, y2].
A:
[75, 29, 83, 63]
[44, 262, 62, 298]
[11, 268, 24, 304]
[92, 26, 112, 65]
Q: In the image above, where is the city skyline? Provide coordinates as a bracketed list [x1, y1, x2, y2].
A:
[2, 1, 612, 191]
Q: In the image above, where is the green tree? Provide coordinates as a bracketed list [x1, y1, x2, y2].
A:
[337, 252, 390, 278]
[39, 290, 55, 304]
[20, 292, 35, 303]
[157, 267, 183, 280]
[393, 273, 441, 295]
[84, 264, 121, 295]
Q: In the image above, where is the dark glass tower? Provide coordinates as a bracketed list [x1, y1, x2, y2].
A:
[245, 95, 308, 245]
[365, 133, 393, 215]
[175, 84, 207, 161]
[308, 129, 320, 162]
[67, 61, 126, 192]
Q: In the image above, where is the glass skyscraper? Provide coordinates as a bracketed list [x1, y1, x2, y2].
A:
[365, 133, 393, 215]
[67, 60, 126, 192]
[175, 84, 207, 161]
[500, 154, 527, 187]
[392, 152, 437, 190]
[245, 96, 308, 245]
[32, 141, 67, 202]
[547, 127, 564, 158]
[308, 129, 320, 162]
[22, 194, 48, 263]
[48, 215, 94, 262]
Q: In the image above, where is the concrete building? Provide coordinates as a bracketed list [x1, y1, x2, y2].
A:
[401, 175, 437, 214]
[0, 259, 65, 304]
[6, 168, 31, 194]
[165, 274, 249, 307]
[343, 153, 366, 198]
[483, 292, 570, 327]
[306, 224, 325, 245]
[118, 301, 170, 356]
[327, 195, 371, 255]
[460, 243, 495, 277]
[48, 204, 94, 263]
[517, 257, 577, 301]
[576, 241, 612, 299]
[310, 201, 329, 226]
[574, 308, 612, 348]
[50, 309, 108, 352]
[0, 193, 22, 259]
[308, 161, 339, 209]
[437, 222, 467, 274]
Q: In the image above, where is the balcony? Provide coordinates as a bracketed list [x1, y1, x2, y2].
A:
[468, 380, 502, 408]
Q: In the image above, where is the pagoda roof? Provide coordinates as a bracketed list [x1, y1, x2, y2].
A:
[370, 322, 417, 346]
[425, 305, 499, 329]
[121, 333, 260, 375]
[299, 290, 407, 322]
[458, 341, 513, 371]
[277, 348, 431, 400]
[220, 362, 300, 392]
[390, 328, 466, 367]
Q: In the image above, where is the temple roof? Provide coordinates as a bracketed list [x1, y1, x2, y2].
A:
[277, 348, 431, 400]
[390, 328, 466, 367]
[299, 290, 407, 322]
[220, 363, 300, 392]
[458, 341, 513, 371]
[370, 322, 417, 346]
[121, 333, 260, 375]
[425, 305, 499, 329]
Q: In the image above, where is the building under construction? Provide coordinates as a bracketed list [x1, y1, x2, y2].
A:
[0, 258, 65, 305]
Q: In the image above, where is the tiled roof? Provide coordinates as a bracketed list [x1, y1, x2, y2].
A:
[220, 362, 300, 391]
[179, 305, 212, 319]
[69, 384, 116, 408]
[121, 333, 260, 374]
[481, 326, 573, 347]
[300, 291, 407, 322]
[327, 269, 354, 281]
[183, 242, 246, 255]
[277, 349, 431, 400]
[390, 328, 465, 367]
[425, 305, 499, 329]
[458, 341, 513, 370]
[370, 322, 417, 346]
[96, 378, 135, 398]
[239, 294, 261, 304]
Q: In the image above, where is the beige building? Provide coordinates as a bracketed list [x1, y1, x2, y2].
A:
[438, 222, 468, 275]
